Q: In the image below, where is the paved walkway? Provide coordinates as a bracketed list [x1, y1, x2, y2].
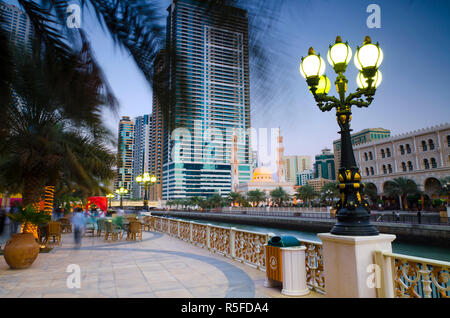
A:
[0, 230, 323, 298]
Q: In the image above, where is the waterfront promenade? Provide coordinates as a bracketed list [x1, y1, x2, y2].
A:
[0, 231, 322, 298]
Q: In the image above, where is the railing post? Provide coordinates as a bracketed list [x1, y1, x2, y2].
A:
[177, 220, 181, 238]
[167, 219, 171, 234]
[374, 250, 395, 298]
[206, 224, 211, 250]
[230, 227, 236, 259]
[189, 221, 194, 243]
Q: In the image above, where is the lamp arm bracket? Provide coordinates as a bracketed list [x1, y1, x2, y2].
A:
[314, 94, 340, 112]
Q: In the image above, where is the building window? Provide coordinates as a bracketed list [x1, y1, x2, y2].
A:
[381, 149, 385, 158]
[429, 139, 435, 150]
[370, 167, 375, 175]
[400, 145, 405, 155]
[407, 161, 413, 171]
[364, 152, 368, 161]
[422, 140, 427, 151]
[382, 165, 387, 174]
[424, 159, 429, 170]
[369, 151, 373, 160]
[406, 144, 411, 154]
[366, 168, 370, 176]
[386, 148, 391, 157]
[401, 162, 407, 172]
[447, 135, 450, 147]
[388, 164, 393, 173]
[431, 158, 437, 168]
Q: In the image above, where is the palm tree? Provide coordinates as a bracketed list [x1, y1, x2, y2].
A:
[320, 182, 339, 206]
[0, 46, 116, 205]
[247, 189, 266, 207]
[363, 183, 378, 205]
[295, 185, 318, 208]
[227, 192, 243, 206]
[270, 187, 290, 207]
[384, 177, 421, 211]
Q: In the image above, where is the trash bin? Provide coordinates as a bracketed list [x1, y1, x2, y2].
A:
[265, 235, 309, 296]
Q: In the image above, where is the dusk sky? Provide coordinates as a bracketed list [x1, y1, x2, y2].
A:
[7, 0, 450, 168]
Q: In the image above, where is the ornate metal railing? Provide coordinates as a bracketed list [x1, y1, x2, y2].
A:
[375, 251, 449, 298]
[297, 239, 325, 293]
[149, 216, 324, 292]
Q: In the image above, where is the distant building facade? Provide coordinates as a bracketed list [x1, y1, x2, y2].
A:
[114, 117, 135, 199]
[314, 148, 335, 180]
[333, 128, 390, 179]
[284, 155, 313, 184]
[296, 169, 314, 186]
[355, 123, 450, 199]
[307, 177, 334, 192]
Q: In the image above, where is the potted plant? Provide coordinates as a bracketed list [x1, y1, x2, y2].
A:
[4, 205, 51, 269]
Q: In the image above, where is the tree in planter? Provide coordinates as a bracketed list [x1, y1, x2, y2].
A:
[295, 184, 318, 208]
[270, 187, 290, 207]
[247, 189, 266, 207]
[7, 205, 51, 235]
[384, 177, 422, 211]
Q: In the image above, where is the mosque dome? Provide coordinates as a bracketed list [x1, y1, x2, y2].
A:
[251, 167, 273, 182]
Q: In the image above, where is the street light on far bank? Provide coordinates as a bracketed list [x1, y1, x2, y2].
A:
[299, 35, 383, 236]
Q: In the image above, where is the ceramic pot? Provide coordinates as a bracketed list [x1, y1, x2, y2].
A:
[3, 233, 40, 269]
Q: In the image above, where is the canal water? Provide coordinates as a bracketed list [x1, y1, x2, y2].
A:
[169, 216, 450, 262]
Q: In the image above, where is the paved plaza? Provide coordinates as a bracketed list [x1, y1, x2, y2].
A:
[0, 230, 323, 298]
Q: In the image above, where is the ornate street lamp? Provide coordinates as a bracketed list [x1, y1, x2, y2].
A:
[106, 193, 114, 210]
[299, 35, 383, 236]
[115, 187, 128, 209]
[135, 172, 157, 211]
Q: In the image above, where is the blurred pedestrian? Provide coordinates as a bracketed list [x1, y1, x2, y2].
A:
[72, 208, 87, 247]
[0, 208, 6, 236]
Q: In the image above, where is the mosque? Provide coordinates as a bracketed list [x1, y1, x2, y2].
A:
[233, 129, 295, 202]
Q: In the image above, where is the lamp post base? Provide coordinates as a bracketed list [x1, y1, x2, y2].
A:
[330, 207, 379, 236]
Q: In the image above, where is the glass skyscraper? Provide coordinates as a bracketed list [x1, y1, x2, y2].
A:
[0, 3, 33, 53]
[132, 114, 152, 198]
[114, 116, 135, 199]
[162, 0, 251, 199]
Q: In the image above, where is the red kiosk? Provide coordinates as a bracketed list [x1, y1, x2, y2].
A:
[85, 196, 108, 216]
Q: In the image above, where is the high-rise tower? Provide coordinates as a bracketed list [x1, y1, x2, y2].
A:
[162, 0, 251, 199]
[132, 115, 152, 198]
[0, 3, 33, 53]
[114, 116, 134, 198]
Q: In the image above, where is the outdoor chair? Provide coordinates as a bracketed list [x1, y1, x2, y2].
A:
[59, 218, 72, 233]
[85, 217, 96, 237]
[48, 221, 62, 244]
[96, 218, 106, 237]
[127, 220, 142, 241]
[104, 221, 122, 241]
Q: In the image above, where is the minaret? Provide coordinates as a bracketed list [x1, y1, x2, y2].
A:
[231, 132, 239, 192]
[277, 128, 286, 183]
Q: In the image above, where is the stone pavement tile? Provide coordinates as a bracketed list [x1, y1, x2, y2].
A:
[148, 280, 186, 292]
[142, 270, 178, 283]
[20, 288, 44, 298]
[188, 285, 227, 298]
[154, 288, 193, 298]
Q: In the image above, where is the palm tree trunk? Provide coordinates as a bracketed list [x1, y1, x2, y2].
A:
[398, 195, 403, 211]
[23, 175, 44, 206]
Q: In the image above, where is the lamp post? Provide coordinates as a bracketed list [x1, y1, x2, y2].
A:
[299, 35, 383, 236]
[135, 173, 157, 211]
[106, 193, 114, 210]
[115, 187, 128, 209]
